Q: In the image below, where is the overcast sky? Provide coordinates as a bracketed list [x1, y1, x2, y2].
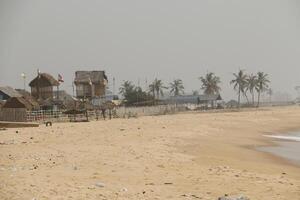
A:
[0, 0, 299, 100]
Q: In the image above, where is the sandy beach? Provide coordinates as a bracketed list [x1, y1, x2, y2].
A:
[1, 106, 300, 200]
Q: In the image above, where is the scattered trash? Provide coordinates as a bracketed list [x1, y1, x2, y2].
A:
[16, 130, 19, 133]
[145, 183, 154, 185]
[45, 121, 52, 127]
[164, 182, 173, 185]
[120, 128, 125, 131]
[95, 182, 105, 188]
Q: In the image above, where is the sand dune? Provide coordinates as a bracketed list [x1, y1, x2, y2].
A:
[0, 106, 300, 199]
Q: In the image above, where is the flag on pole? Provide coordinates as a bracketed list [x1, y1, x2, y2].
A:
[58, 74, 64, 82]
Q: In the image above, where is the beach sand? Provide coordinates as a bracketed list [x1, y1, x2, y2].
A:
[1, 106, 300, 199]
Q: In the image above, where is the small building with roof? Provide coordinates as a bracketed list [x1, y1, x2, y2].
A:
[0, 86, 22, 101]
[0, 96, 40, 122]
[74, 71, 108, 99]
[164, 94, 222, 106]
[29, 73, 59, 100]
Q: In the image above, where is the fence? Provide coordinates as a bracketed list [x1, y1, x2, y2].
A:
[0, 104, 188, 123]
[0, 108, 27, 122]
[25, 104, 187, 123]
[115, 104, 187, 118]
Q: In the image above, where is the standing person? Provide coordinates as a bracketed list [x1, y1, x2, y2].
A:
[101, 107, 106, 120]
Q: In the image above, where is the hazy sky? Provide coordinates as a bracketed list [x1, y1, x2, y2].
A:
[0, 0, 299, 100]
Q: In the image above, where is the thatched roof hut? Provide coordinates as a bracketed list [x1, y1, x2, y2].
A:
[29, 73, 59, 100]
[29, 73, 59, 87]
[2, 97, 37, 110]
[74, 71, 108, 99]
[0, 86, 22, 100]
[15, 89, 40, 109]
[74, 71, 107, 85]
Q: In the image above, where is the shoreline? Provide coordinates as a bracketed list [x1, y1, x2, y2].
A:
[257, 131, 300, 166]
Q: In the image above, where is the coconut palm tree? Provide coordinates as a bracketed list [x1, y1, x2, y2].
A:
[169, 79, 184, 96]
[149, 78, 167, 99]
[246, 74, 257, 106]
[199, 72, 221, 95]
[119, 81, 134, 97]
[256, 72, 270, 107]
[230, 70, 247, 107]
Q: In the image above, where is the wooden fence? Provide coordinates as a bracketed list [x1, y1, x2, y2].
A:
[0, 104, 188, 123]
[0, 108, 27, 122]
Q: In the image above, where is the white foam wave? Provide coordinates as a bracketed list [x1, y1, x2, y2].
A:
[263, 135, 300, 142]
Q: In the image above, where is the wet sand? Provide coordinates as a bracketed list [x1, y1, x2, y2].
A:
[1, 106, 300, 199]
[259, 132, 300, 165]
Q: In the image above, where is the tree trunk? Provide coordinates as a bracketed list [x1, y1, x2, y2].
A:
[244, 92, 249, 104]
[257, 90, 261, 107]
[238, 87, 241, 108]
[251, 92, 255, 106]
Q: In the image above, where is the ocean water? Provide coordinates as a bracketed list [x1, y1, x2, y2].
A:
[259, 132, 300, 165]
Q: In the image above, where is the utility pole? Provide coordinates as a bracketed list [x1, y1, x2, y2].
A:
[113, 77, 115, 96]
[21, 73, 26, 91]
[37, 69, 40, 99]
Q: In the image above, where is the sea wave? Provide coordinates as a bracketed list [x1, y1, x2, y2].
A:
[263, 135, 300, 142]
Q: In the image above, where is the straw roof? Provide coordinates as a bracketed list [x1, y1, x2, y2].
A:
[16, 89, 40, 109]
[0, 86, 22, 98]
[29, 73, 59, 87]
[2, 97, 35, 110]
[74, 71, 107, 84]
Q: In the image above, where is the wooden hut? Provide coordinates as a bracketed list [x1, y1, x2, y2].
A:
[0, 86, 22, 100]
[29, 73, 59, 100]
[74, 71, 108, 99]
[0, 97, 39, 122]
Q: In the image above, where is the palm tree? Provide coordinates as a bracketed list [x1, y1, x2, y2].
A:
[119, 81, 134, 97]
[256, 72, 270, 107]
[246, 74, 257, 106]
[199, 72, 221, 95]
[149, 78, 167, 99]
[169, 79, 184, 96]
[230, 70, 247, 107]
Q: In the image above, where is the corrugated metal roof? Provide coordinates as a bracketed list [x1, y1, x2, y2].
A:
[0, 86, 22, 98]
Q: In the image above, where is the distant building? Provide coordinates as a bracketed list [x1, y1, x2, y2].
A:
[15, 89, 40, 110]
[0, 86, 22, 101]
[0, 96, 40, 122]
[2, 97, 39, 110]
[54, 90, 79, 110]
[74, 71, 108, 99]
[29, 73, 59, 100]
[163, 94, 222, 106]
